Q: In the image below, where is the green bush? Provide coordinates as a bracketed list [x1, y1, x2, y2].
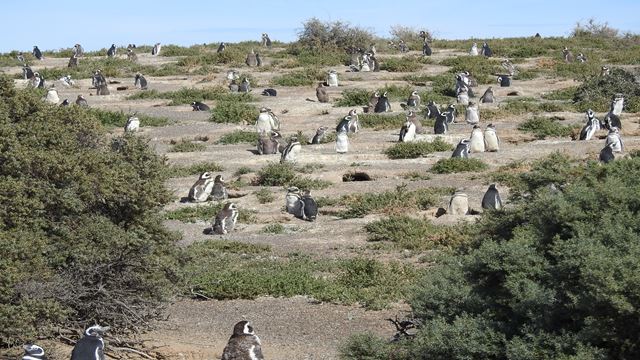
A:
[163, 161, 224, 178]
[271, 68, 324, 86]
[182, 243, 419, 309]
[517, 116, 575, 139]
[430, 158, 489, 174]
[254, 188, 275, 204]
[440, 56, 502, 84]
[339, 185, 451, 218]
[542, 86, 578, 100]
[262, 224, 285, 234]
[253, 163, 332, 190]
[573, 68, 640, 112]
[87, 108, 172, 128]
[169, 139, 207, 152]
[358, 113, 406, 130]
[0, 75, 178, 345]
[384, 138, 452, 159]
[365, 215, 473, 250]
[216, 130, 260, 144]
[295, 17, 375, 51]
[334, 88, 371, 107]
[210, 101, 259, 124]
[165, 203, 257, 224]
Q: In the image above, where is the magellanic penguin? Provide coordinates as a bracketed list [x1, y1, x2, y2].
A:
[576, 53, 587, 63]
[347, 109, 359, 133]
[246, 49, 258, 66]
[261, 88, 277, 96]
[327, 69, 339, 87]
[262, 33, 272, 47]
[60, 99, 70, 107]
[217, 42, 226, 53]
[229, 79, 239, 92]
[22, 344, 47, 360]
[300, 190, 318, 221]
[286, 186, 303, 215]
[434, 112, 448, 135]
[469, 42, 478, 56]
[60, 74, 74, 87]
[75, 94, 88, 107]
[497, 75, 511, 87]
[469, 125, 485, 153]
[501, 59, 517, 76]
[562, 46, 573, 63]
[311, 126, 328, 144]
[257, 130, 281, 154]
[448, 190, 469, 215]
[280, 136, 301, 163]
[374, 91, 391, 113]
[426, 100, 440, 119]
[191, 101, 210, 111]
[152, 42, 161, 55]
[256, 107, 278, 133]
[481, 184, 503, 210]
[256, 52, 262, 66]
[336, 115, 351, 133]
[406, 110, 424, 134]
[579, 109, 600, 141]
[336, 129, 349, 153]
[316, 82, 329, 103]
[70, 325, 109, 360]
[73, 43, 84, 57]
[610, 93, 624, 117]
[68, 53, 79, 68]
[479, 87, 494, 103]
[134, 73, 148, 90]
[599, 143, 615, 163]
[127, 48, 138, 62]
[600, 66, 610, 76]
[211, 175, 229, 201]
[189, 172, 215, 203]
[442, 104, 456, 124]
[33, 46, 43, 60]
[23, 65, 34, 80]
[481, 42, 492, 57]
[466, 102, 480, 125]
[401, 90, 420, 109]
[457, 85, 469, 106]
[212, 202, 239, 235]
[451, 139, 470, 158]
[124, 113, 140, 133]
[107, 44, 117, 57]
[44, 86, 59, 104]
[221, 321, 265, 360]
[484, 124, 500, 152]
[422, 40, 432, 56]
[605, 127, 624, 153]
[399, 117, 416, 142]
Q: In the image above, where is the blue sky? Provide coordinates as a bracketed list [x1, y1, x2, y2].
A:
[1, 0, 638, 52]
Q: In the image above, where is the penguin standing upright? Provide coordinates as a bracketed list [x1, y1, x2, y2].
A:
[257, 130, 280, 154]
[212, 203, 239, 234]
[32, 46, 43, 60]
[107, 44, 117, 57]
[481, 184, 503, 210]
[256, 107, 278, 133]
[480, 42, 492, 57]
[451, 139, 470, 158]
[76, 94, 89, 107]
[44, 86, 59, 104]
[311, 126, 328, 144]
[211, 175, 229, 201]
[479, 87, 494, 103]
[280, 136, 301, 163]
[239, 78, 251, 93]
[484, 124, 500, 152]
[399, 117, 416, 142]
[22, 344, 47, 360]
[246, 50, 258, 66]
[189, 172, 215, 202]
[221, 321, 265, 360]
[217, 42, 226, 53]
[300, 190, 318, 221]
[469, 42, 478, 56]
[579, 109, 600, 141]
[465, 102, 480, 124]
[348, 109, 360, 133]
[327, 70, 339, 87]
[335, 130, 349, 153]
[605, 127, 624, 152]
[71, 325, 109, 360]
[316, 82, 329, 103]
[285, 187, 303, 215]
[448, 190, 469, 215]
[468, 125, 485, 153]
[374, 92, 391, 113]
[134, 73, 148, 90]
[124, 113, 140, 133]
[127, 48, 138, 62]
[152, 42, 161, 55]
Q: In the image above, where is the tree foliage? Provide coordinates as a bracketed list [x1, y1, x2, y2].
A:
[342, 153, 640, 359]
[295, 17, 375, 51]
[0, 75, 179, 346]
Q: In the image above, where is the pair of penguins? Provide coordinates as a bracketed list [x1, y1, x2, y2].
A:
[188, 172, 236, 234]
[577, 96, 625, 163]
[450, 124, 500, 157]
[469, 42, 492, 57]
[449, 184, 502, 215]
[21, 322, 264, 360]
[286, 187, 318, 221]
[21, 325, 108, 360]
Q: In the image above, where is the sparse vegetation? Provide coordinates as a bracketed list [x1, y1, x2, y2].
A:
[334, 88, 371, 107]
[358, 113, 406, 130]
[210, 101, 259, 124]
[384, 138, 452, 159]
[573, 68, 640, 112]
[380, 56, 424, 72]
[295, 17, 375, 51]
[518, 116, 575, 139]
[430, 158, 489, 174]
[365, 216, 473, 250]
[216, 130, 260, 144]
[253, 163, 332, 190]
[271, 68, 324, 86]
[169, 139, 207, 152]
[339, 185, 451, 218]
[254, 188, 275, 204]
[164, 203, 257, 224]
[164, 161, 224, 178]
[262, 223, 286, 234]
[126, 86, 255, 105]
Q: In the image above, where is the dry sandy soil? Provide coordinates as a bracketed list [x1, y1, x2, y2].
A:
[3, 46, 639, 360]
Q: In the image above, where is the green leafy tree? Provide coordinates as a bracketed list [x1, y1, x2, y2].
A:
[0, 75, 179, 346]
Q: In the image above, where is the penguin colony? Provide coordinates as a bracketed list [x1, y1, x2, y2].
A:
[13, 31, 633, 357]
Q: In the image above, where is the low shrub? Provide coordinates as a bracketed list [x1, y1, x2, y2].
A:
[253, 163, 332, 190]
[518, 116, 575, 139]
[334, 88, 371, 107]
[430, 158, 489, 174]
[210, 101, 259, 124]
[384, 138, 452, 159]
[169, 139, 207, 152]
[358, 113, 406, 130]
[339, 185, 451, 218]
[254, 188, 275, 204]
[165, 203, 257, 223]
[164, 161, 224, 178]
[216, 130, 260, 144]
